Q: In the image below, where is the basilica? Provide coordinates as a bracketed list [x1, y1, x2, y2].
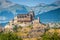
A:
[5, 10, 46, 30]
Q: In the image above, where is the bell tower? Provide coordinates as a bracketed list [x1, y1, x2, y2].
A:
[29, 10, 35, 20]
[37, 17, 40, 23]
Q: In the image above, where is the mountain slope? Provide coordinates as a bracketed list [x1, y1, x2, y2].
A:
[36, 8, 60, 23]
[31, 1, 60, 15]
[0, 0, 15, 9]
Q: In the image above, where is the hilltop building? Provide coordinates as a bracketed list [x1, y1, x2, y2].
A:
[5, 10, 46, 31]
[4, 10, 47, 38]
[17, 10, 34, 22]
[5, 10, 34, 28]
[16, 10, 34, 27]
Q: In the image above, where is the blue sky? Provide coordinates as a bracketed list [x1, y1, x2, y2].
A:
[0, 0, 59, 26]
[9, 0, 57, 7]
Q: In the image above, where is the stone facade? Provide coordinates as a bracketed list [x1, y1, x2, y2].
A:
[17, 11, 34, 23]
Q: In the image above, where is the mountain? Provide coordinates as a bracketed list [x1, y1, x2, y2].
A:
[0, 0, 15, 9]
[0, 0, 30, 27]
[34, 1, 60, 23]
[31, 1, 60, 15]
[53, 1, 60, 6]
[7, 4, 30, 14]
[36, 8, 60, 23]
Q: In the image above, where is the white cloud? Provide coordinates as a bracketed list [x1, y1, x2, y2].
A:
[0, 21, 8, 23]
[0, 16, 7, 20]
[0, 16, 8, 23]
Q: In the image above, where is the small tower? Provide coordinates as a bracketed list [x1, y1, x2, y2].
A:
[29, 10, 35, 20]
[30, 10, 34, 16]
[37, 17, 40, 23]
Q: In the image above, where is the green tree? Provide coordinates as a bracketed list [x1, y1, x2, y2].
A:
[13, 25, 18, 32]
[42, 31, 60, 40]
[0, 32, 22, 40]
[28, 25, 33, 29]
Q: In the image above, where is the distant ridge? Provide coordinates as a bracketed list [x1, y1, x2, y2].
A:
[36, 8, 60, 23]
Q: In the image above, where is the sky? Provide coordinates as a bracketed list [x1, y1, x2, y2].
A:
[0, 0, 60, 26]
[9, 0, 57, 7]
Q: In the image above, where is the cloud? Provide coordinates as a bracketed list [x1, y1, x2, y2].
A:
[0, 16, 7, 20]
[0, 21, 8, 23]
[0, 16, 8, 23]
